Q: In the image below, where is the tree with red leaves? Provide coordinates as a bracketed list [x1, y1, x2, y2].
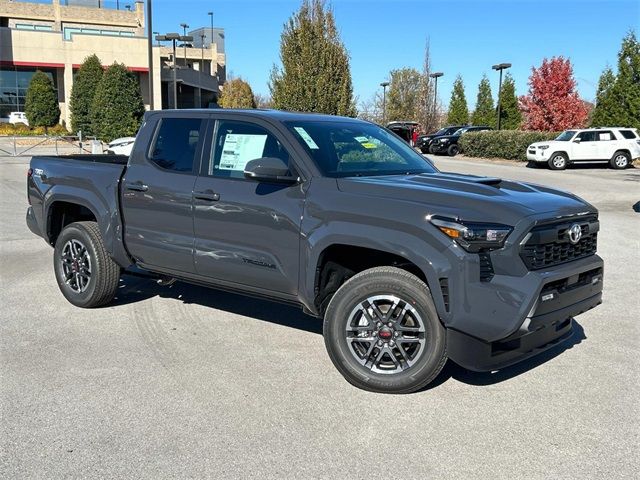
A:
[520, 57, 588, 131]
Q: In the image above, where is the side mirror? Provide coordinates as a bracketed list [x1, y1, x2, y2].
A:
[573, 138, 581, 143]
[244, 157, 298, 184]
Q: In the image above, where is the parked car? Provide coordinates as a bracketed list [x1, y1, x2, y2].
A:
[106, 137, 136, 156]
[26, 109, 603, 394]
[386, 121, 419, 143]
[429, 125, 492, 156]
[416, 125, 466, 154]
[9, 112, 29, 126]
[527, 128, 640, 170]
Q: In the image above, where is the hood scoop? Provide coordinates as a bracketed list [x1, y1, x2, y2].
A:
[433, 172, 503, 187]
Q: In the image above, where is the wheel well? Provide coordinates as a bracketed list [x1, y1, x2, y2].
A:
[612, 149, 631, 157]
[313, 244, 427, 314]
[47, 201, 97, 246]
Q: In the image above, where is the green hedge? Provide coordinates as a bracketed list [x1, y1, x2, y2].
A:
[458, 130, 560, 161]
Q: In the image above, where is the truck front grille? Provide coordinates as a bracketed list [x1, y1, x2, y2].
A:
[520, 216, 598, 270]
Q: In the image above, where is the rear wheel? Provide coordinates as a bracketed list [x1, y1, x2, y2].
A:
[610, 151, 630, 169]
[53, 221, 120, 308]
[447, 144, 460, 157]
[323, 267, 447, 394]
[548, 153, 568, 170]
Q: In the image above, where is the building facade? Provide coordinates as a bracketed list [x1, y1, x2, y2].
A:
[0, 0, 226, 128]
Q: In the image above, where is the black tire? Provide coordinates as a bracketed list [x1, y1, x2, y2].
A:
[447, 144, 460, 157]
[548, 152, 568, 170]
[323, 266, 447, 394]
[53, 221, 120, 308]
[429, 144, 438, 155]
[610, 151, 630, 169]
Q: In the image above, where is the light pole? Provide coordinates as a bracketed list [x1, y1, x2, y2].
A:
[380, 81, 389, 125]
[492, 62, 511, 130]
[157, 32, 193, 109]
[200, 34, 206, 74]
[429, 72, 443, 128]
[146, 0, 154, 110]
[208, 11, 214, 76]
[180, 23, 190, 65]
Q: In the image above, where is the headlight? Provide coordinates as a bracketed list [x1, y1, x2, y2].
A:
[429, 216, 512, 252]
[538, 145, 549, 150]
[440, 138, 449, 143]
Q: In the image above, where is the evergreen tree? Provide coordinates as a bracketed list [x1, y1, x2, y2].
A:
[498, 73, 522, 130]
[70, 54, 104, 135]
[269, 0, 356, 116]
[24, 71, 60, 130]
[471, 74, 495, 127]
[607, 31, 640, 129]
[446, 75, 469, 125]
[91, 63, 145, 142]
[590, 66, 616, 127]
[219, 77, 257, 108]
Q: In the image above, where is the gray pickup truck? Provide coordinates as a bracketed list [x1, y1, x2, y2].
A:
[26, 109, 604, 393]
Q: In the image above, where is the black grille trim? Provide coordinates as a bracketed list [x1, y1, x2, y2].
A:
[479, 253, 494, 282]
[439, 278, 450, 312]
[520, 216, 599, 270]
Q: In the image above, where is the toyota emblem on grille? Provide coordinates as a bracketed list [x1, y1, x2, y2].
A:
[568, 224, 583, 244]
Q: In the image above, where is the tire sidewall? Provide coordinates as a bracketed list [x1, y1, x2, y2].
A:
[324, 270, 446, 393]
[447, 144, 459, 156]
[54, 224, 100, 307]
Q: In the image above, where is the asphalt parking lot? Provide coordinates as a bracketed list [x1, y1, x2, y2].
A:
[1, 155, 638, 479]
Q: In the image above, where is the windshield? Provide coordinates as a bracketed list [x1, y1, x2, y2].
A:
[452, 128, 468, 136]
[286, 121, 438, 177]
[556, 130, 576, 141]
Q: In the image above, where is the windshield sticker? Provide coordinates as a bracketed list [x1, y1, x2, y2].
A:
[294, 127, 319, 149]
[354, 136, 370, 143]
[218, 133, 268, 171]
[361, 142, 377, 149]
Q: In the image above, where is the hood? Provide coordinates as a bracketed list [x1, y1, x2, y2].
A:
[432, 134, 459, 141]
[529, 141, 555, 148]
[337, 172, 595, 226]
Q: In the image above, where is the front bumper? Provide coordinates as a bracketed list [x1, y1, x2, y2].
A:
[447, 262, 603, 371]
[430, 142, 451, 153]
[526, 148, 549, 162]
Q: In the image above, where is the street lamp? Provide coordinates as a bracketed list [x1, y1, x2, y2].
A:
[200, 34, 206, 74]
[147, 0, 154, 110]
[156, 32, 193, 109]
[208, 11, 214, 77]
[429, 72, 443, 127]
[380, 81, 389, 124]
[492, 62, 511, 130]
[180, 23, 190, 65]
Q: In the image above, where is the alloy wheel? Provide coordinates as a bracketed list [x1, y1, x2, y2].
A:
[60, 239, 92, 293]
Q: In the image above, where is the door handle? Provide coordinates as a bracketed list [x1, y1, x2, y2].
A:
[193, 190, 220, 201]
[126, 181, 148, 192]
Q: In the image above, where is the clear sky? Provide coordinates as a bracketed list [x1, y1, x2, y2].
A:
[151, 0, 640, 108]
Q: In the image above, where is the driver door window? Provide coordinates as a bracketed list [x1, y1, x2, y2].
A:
[211, 121, 291, 179]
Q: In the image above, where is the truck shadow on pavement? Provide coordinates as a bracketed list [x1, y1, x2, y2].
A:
[114, 274, 587, 390]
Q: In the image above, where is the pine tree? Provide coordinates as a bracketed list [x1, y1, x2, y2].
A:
[24, 71, 60, 130]
[471, 74, 495, 127]
[269, 0, 356, 116]
[498, 73, 522, 130]
[590, 66, 616, 127]
[91, 63, 145, 142]
[70, 54, 104, 136]
[219, 77, 257, 108]
[520, 57, 588, 131]
[607, 31, 640, 129]
[446, 75, 469, 125]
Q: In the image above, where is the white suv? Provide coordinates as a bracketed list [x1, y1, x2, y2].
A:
[527, 128, 640, 170]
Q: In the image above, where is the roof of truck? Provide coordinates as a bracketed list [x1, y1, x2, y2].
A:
[146, 108, 364, 123]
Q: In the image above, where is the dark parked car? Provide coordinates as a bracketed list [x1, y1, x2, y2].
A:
[26, 110, 603, 394]
[416, 125, 465, 153]
[386, 121, 419, 143]
[429, 125, 492, 156]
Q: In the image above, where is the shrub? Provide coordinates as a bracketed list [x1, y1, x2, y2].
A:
[459, 130, 559, 161]
[0, 123, 68, 136]
[24, 70, 60, 129]
[91, 63, 145, 142]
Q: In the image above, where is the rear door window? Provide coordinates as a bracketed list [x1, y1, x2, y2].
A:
[149, 118, 203, 173]
[577, 131, 596, 142]
[595, 131, 616, 141]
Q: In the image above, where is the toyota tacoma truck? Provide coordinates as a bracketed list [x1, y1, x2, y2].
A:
[26, 110, 604, 393]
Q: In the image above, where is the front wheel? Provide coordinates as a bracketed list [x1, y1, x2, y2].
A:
[610, 151, 630, 169]
[323, 267, 447, 394]
[447, 144, 460, 156]
[548, 153, 568, 170]
[53, 221, 120, 308]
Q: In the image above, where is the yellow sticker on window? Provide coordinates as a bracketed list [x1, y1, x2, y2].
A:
[361, 142, 377, 149]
